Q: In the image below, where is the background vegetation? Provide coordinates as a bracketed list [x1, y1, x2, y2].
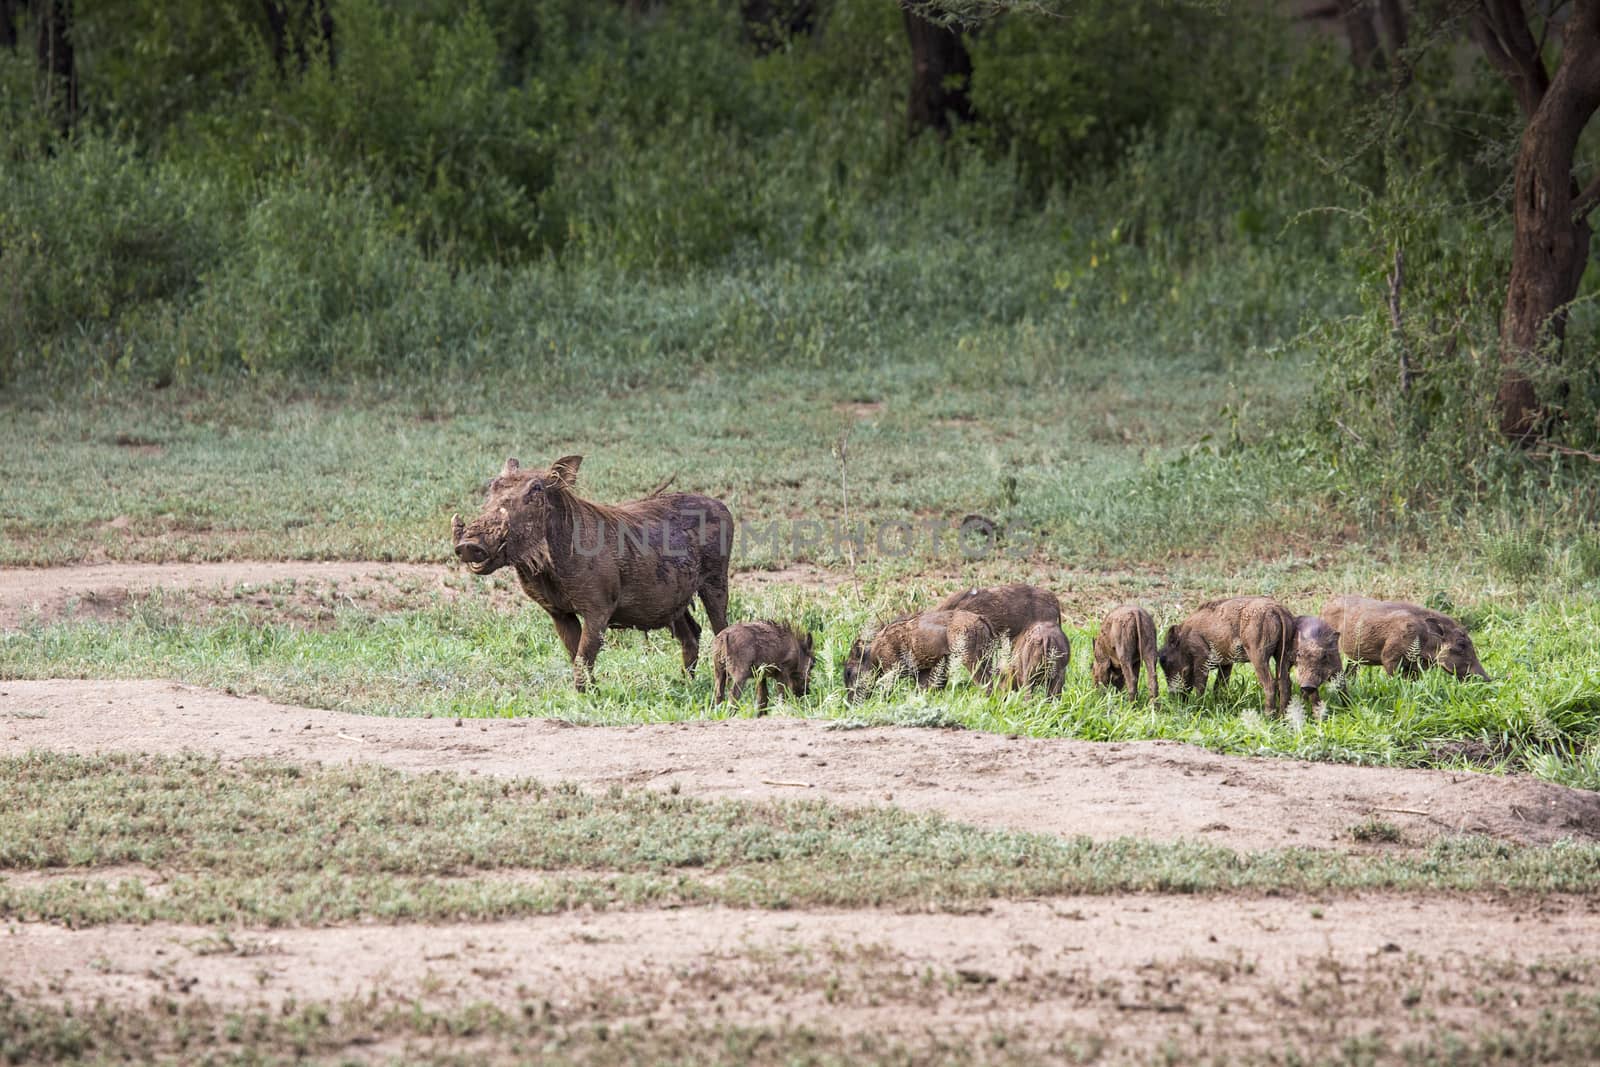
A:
[3, 0, 1595, 549]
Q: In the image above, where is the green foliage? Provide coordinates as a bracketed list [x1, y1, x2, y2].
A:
[967, 2, 1277, 192]
[0, 138, 227, 380]
[1349, 816, 1403, 844]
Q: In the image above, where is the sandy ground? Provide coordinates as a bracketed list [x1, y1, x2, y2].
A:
[3, 897, 1595, 1055]
[4, 678, 1598, 852]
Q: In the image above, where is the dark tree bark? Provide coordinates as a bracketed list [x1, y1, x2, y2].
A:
[264, 0, 335, 71]
[902, 5, 972, 138]
[35, 0, 76, 135]
[1337, 0, 1382, 70]
[1, 0, 18, 52]
[1472, 0, 1600, 440]
[1335, 0, 1408, 86]
[1376, 0, 1410, 87]
[741, 0, 816, 55]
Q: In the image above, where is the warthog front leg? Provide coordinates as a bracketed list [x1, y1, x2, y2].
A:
[669, 611, 701, 678]
[574, 613, 610, 692]
[550, 611, 582, 663]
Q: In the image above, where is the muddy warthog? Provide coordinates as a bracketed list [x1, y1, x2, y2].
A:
[1320, 595, 1489, 681]
[452, 455, 733, 691]
[844, 609, 997, 701]
[711, 621, 814, 714]
[1291, 615, 1343, 720]
[997, 622, 1071, 697]
[1091, 604, 1160, 703]
[934, 583, 1061, 641]
[1158, 596, 1295, 716]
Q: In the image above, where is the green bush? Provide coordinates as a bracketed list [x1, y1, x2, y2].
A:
[0, 138, 228, 381]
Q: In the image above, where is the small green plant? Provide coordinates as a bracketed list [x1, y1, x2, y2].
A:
[1349, 816, 1403, 844]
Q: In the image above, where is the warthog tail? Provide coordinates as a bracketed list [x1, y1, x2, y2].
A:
[1275, 607, 1294, 716]
[1138, 614, 1160, 702]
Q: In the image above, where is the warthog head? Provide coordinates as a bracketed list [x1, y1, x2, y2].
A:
[1434, 626, 1491, 681]
[452, 455, 582, 576]
[842, 637, 872, 701]
[1158, 625, 1200, 695]
[1294, 615, 1343, 705]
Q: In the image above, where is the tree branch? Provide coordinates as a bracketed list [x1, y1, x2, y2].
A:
[1533, 439, 1600, 462]
[1575, 171, 1600, 219]
[1471, 0, 1552, 118]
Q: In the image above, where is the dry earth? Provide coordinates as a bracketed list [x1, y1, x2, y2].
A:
[3, 897, 1596, 1059]
[4, 678, 1599, 852]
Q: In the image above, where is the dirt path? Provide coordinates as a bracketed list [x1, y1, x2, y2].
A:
[5, 678, 1597, 852]
[3, 897, 1594, 1055]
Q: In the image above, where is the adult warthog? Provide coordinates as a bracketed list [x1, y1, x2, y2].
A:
[452, 455, 732, 691]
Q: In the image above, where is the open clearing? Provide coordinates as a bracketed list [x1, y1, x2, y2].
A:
[5, 563, 1598, 1063]
[5, 677, 1599, 852]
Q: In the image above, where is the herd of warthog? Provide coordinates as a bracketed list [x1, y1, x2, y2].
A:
[453, 456, 1489, 713]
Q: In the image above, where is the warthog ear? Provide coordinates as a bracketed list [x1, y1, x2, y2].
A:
[502, 457, 520, 476]
[1165, 625, 1179, 646]
[549, 455, 583, 490]
[803, 631, 814, 653]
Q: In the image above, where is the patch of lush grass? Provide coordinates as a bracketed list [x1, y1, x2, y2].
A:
[1, 755, 1597, 930]
[0, 335, 1312, 571]
[5, 584, 1598, 787]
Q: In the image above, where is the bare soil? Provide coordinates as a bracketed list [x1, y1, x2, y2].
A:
[4, 678, 1597, 851]
[3, 897, 1594, 1058]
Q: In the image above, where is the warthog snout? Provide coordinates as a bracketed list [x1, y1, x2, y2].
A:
[451, 510, 510, 572]
[451, 513, 488, 564]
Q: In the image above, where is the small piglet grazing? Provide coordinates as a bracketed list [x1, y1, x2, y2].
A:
[1158, 596, 1295, 717]
[1291, 615, 1343, 721]
[844, 609, 997, 701]
[935, 583, 1061, 641]
[711, 621, 815, 714]
[1091, 604, 1160, 703]
[1321, 595, 1490, 681]
[997, 622, 1072, 697]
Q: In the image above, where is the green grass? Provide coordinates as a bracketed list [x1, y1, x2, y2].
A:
[0, 346, 1310, 570]
[5, 583, 1599, 787]
[1, 755, 1597, 930]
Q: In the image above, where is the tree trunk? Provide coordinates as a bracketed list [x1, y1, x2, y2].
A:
[1376, 0, 1409, 87]
[1496, 2, 1600, 440]
[35, 0, 76, 135]
[1337, 0, 1381, 70]
[902, 6, 972, 138]
[1, 0, 18, 52]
